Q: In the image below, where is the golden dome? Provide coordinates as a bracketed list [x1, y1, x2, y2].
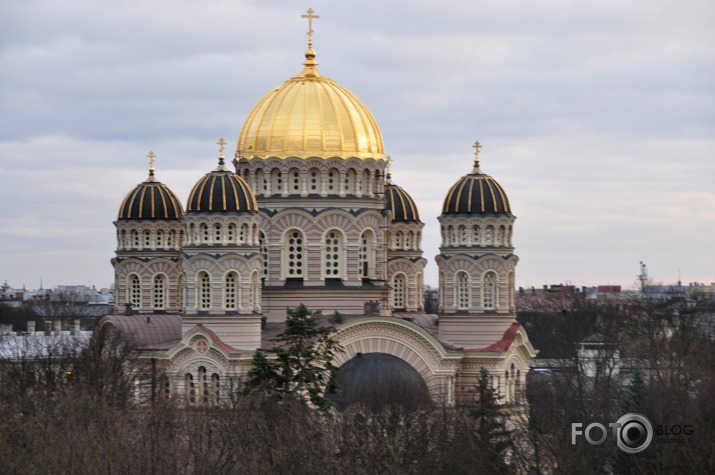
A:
[237, 48, 384, 160]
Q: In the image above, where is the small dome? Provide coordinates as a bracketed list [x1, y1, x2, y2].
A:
[385, 173, 421, 222]
[442, 150, 511, 215]
[187, 160, 258, 213]
[327, 353, 432, 411]
[118, 168, 183, 220]
[237, 47, 384, 160]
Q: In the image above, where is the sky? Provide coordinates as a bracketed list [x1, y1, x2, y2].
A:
[1, 0, 713, 291]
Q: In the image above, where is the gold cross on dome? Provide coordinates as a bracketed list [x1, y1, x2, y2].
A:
[473, 140, 482, 160]
[217, 137, 226, 157]
[301, 8, 320, 44]
[147, 150, 156, 170]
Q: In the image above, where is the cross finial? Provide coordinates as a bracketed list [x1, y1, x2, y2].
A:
[473, 141, 482, 160]
[301, 8, 320, 46]
[217, 137, 226, 158]
[472, 141, 482, 173]
[147, 150, 156, 175]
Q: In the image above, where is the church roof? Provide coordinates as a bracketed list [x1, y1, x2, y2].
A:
[385, 173, 421, 222]
[442, 152, 511, 216]
[186, 158, 258, 213]
[118, 156, 183, 220]
[327, 352, 432, 411]
[101, 314, 182, 350]
[236, 44, 384, 161]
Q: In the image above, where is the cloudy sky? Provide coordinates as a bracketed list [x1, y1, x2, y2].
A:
[1, 0, 713, 291]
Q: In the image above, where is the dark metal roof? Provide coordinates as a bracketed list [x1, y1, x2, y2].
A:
[102, 314, 182, 350]
[327, 352, 432, 411]
[385, 179, 421, 222]
[442, 172, 511, 216]
[187, 168, 258, 213]
[118, 179, 184, 220]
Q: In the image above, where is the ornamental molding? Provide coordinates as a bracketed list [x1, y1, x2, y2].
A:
[333, 318, 462, 376]
[115, 258, 182, 279]
[240, 156, 385, 174]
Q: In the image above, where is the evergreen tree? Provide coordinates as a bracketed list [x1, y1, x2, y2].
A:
[248, 304, 343, 412]
[472, 367, 513, 472]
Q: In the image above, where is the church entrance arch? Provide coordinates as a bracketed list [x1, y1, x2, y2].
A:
[333, 318, 458, 404]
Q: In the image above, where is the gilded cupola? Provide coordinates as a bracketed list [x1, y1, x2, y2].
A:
[236, 21, 384, 161]
[187, 141, 258, 213]
[118, 152, 184, 220]
[385, 172, 421, 222]
[442, 143, 512, 216]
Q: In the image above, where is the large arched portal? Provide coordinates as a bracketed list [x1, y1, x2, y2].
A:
[328, 352, 432, 411]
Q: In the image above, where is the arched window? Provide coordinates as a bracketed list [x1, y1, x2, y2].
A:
[167, 230, 174, 248]
[200, 224, 210, 243]
[285, 229, 305, 278]
[395, 231, 403, 250]
[485, 226, 493, 246]
[144, 230, 151, 248]
[483, 271, 498, 310]
[156, 230, 164, 248]
[119, 230, 127, 249]
[459, 226, 467, 245]
[131, 230, 140, 247]
[225, 272, 238, 310]
[129, 274, 141, 310]
[185, 373, 196, 404]
[256, 169, 267, 195]
[198, 271, 211, 310]
[308, 168, 321, 193]
[344, 169, 356, 194]
[239, 223, 248, 244]
[404, 231, 412, 250]
[153, 274, 166, 310]
[259, 232, 268, 277]
[323, 230, 344, 278]
[160, 374, 171, 400]
[227, 224, 235, 243]
[472, 225, 480, 246]
[289, 168, 301, 194]
[359, 230, 375, 278]
[327, 168, 338, 193]
[363, 169, 371, 195]
[456, 271, 470, 310]
[392, 274, 406, 310]
[271, 169, 283, 195]
[214, 224, 222, 243]
[198, 366, 209, 404]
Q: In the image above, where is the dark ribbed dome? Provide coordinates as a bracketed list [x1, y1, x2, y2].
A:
[385, 174, 420, 222]
[187, 162, 258, 213]
[442, 172, 511, 215]
[118, 174, 183, 220]
[327, 353, 432, 411]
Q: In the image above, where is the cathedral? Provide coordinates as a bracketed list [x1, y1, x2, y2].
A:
[101, 11, 536, 407]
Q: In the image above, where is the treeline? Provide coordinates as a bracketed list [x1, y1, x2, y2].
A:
[519, 293, 715, 473]
[0, 311, 520, 475]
